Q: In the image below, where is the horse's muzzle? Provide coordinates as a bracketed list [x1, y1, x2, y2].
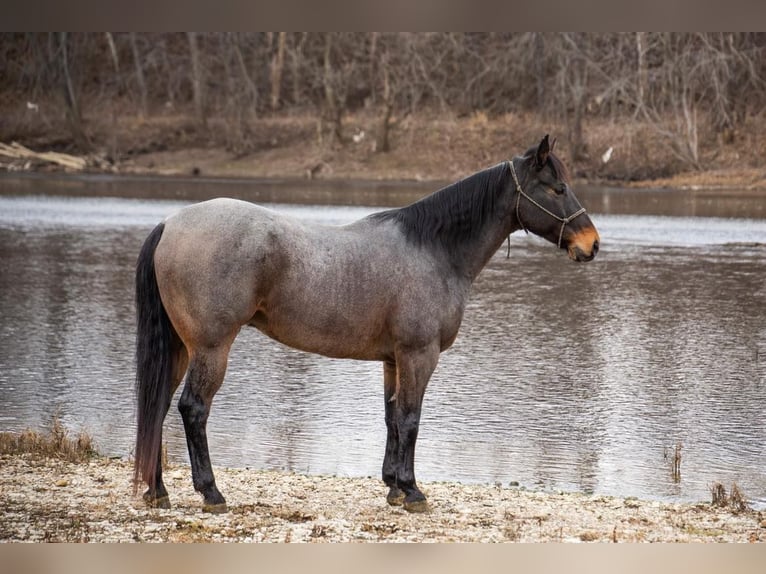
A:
[567, 229, 600, 262]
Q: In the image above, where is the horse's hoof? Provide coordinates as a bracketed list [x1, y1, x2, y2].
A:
[144, 494, 171, 510]
[202, 502, 228, 514]
[386, 487, 406, 506]
[403, 498, 430, 513]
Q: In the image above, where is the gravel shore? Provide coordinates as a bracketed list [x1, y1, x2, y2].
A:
[1, 454, 763, 543]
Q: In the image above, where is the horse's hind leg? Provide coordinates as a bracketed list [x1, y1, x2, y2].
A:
[178, 343, 231, 513]
[143, 339, 188, 509]
[382, 360, 405, 506]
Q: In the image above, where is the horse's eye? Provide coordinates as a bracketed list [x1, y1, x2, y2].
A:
[554, 184, 567, 195]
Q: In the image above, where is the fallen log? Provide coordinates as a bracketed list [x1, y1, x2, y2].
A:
[0, 141, 87, 170]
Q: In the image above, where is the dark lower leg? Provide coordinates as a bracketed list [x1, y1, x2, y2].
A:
[396, 407, 426, 509]
[391, 344, 438, 513]
[178, 383, 226, 511]
[178, 350, 228, 512]
[382, 361, 404, 505]
[143, 445, 170, 508]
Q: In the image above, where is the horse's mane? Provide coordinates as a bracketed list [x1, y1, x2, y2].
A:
[369, 162, 511, 251]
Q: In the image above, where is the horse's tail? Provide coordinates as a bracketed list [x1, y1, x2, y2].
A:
[133, 222, 175, 493]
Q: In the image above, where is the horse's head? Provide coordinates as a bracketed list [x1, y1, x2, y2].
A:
[511, 135, 600, 262]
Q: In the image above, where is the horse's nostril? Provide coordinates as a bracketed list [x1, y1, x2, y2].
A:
[593, 239, 600, 254]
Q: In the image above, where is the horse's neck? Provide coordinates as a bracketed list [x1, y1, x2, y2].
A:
[455, 196, 519, 281]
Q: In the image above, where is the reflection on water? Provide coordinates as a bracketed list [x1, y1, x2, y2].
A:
[1, 193, 765, 508]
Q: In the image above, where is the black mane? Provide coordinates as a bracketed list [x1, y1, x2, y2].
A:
[370, 162, 511, 251]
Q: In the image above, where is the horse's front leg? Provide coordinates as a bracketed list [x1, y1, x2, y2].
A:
[391, 343, 439, 513]
[382, 360, 405, 506]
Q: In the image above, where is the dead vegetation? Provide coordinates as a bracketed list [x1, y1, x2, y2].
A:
[710, 481, 750, 514]
[0, 417, 97, 463]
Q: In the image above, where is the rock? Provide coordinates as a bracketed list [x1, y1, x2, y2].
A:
[55, 479, 69, 487]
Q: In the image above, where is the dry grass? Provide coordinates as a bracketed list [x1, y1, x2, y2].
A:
[728, 483, 749, 514]
[0, 417, 97, 463]
[709, 481, 750, 514]
[710, 482, 728, 507]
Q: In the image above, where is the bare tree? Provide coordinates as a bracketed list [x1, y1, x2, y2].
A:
[104, 32, 120, 74]
[289, 33, 308, 106]
[56, 32, 89, 149]
[187, 32, 206, 128]
[376, 49, 394, 153]
[368, 32, 378, 106]
[551, 33, 591, 161]
[321, 33, 343, 146]
[635, 32, 648, 114]
[129, 33, 148, 117]
[230, 33, 258, 118]
[269, 32, 286, 111]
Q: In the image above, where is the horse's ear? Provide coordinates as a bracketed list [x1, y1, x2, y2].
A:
[535, 134, 551, 170]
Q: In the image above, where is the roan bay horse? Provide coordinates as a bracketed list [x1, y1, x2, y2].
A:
[134, 135, 600, 513]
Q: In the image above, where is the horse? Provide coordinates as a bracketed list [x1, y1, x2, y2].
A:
[133, 135, 600, 513]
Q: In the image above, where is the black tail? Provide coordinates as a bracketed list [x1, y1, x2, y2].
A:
[134, 222, 174, 493]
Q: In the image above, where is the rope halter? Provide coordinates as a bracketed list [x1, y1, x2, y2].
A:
[508, 159, 587, 249]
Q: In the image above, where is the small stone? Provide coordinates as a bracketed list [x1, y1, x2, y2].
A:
[55, 479, 69, 487]
[759, 519, 766, 529]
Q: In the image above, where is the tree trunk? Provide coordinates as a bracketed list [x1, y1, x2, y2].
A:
[159, 36, 175, 105]
[636, 32, 648, 113]
[105, 32, 120, 73]
[290, 33, 306, 106]
[104, 32, 124, 99]
[270, 32, 286, 111]
[368, 32, 379, 106]
[130, 33, 148, 118]
[565, 34, 587, 161]
[232, 34, 258, 118]
[376, 52, 393, 153]
[322, 33, 343, 146]
[534, 32, 546, 110]
[58, 32, 89, 149]
[187, 32, 206, 128]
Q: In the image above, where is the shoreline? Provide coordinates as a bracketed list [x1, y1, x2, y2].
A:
[1, 454, 763, 542]
[2, 108, 765, 194]
[3, 156, 766, 194]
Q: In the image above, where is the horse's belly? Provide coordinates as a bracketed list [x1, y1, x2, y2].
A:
[248, 309, 392, 362]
